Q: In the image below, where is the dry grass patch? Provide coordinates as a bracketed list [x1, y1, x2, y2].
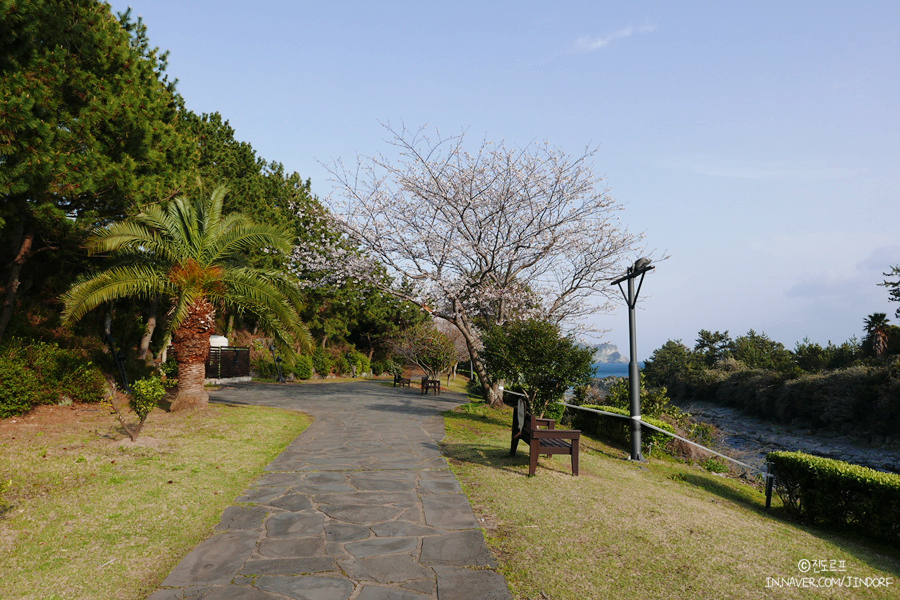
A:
[0, 402, 309, 600]
[443, 402, 900, 600]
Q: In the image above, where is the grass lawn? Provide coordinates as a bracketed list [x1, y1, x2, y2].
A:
[443, 401, 900, 600]
[0, 402, 309, 600]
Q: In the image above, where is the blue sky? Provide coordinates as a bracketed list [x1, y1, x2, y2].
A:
[109, 0, 900, 358]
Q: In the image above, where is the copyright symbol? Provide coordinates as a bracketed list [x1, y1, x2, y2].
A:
[798, 559, 811, 572]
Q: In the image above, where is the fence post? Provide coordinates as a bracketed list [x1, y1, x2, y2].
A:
[765, 462, 775, 510]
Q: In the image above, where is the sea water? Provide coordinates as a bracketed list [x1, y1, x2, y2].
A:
[591, 362, 644, 378]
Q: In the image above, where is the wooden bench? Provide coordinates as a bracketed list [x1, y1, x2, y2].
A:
[393, 373, 411, 387]
[420, 377, 441, 396]
[510, 399, 580, 476]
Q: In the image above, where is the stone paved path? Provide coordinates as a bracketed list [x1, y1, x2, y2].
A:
[147, 381, 511, 600]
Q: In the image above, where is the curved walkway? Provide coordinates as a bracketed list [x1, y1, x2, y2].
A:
[148, 381, 511, 600]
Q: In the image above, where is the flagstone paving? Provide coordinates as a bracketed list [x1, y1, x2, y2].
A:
[148, 381, 511, 600]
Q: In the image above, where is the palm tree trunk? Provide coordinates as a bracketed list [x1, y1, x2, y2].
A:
[172, 361, 208, 411]
[170, 298, 215, 411]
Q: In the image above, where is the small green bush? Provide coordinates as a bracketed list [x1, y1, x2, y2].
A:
[347, 351, 370, 376]
[570, 404, 675, 454]
[334, 356, 351, 377]
[160, 356, 179, 378]
[768, 450, 900, 545]
[58, 364, 106, 403]
[0, 355, 42, 418]
[701, 457, 728, 473]
[370, 360, 386, 376]
[687, 421, 719, 447]
[311, 348, 332, 377]
[293, 354, 313, 381]
[604, 375, 682, 420]
[250, 356, 277, 379]
[292, 355, 313, 380]
[130, 376, 165, 421]
[0, 342, 106, 417]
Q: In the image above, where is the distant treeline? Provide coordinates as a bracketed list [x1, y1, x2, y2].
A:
[642, 322, 900, 437]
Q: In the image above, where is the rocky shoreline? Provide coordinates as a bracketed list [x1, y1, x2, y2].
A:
[675, 399, 900, 475]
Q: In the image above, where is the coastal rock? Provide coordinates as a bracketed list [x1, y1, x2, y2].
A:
[677, 399, 900, 474]
[592, 343, 628, 364]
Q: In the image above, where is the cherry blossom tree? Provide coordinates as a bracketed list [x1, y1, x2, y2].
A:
[295, 124, 640, 406]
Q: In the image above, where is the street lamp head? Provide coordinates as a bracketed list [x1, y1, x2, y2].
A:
[611, 257, 655, 285]
[633, 257, 652, 272]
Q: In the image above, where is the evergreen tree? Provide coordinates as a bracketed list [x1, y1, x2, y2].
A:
[0, 0, 194, 343]
[481, 318, 594, 418]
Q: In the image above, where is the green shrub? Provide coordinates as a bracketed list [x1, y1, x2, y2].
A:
[130, 376, 165, 421]
[687, 421, 718, 447]
[347, 351, 370, 376]
[768, 450, 900, 545]
[334, 356, 351, 376]
[0, 355, 42, 418]
[605, 374, 681, 419]
[0, 342, 105, 417]
[570, 404, 675, 454]
[250, 356, 277, 379]
[311, 348, 332, 377]
[370, 360, 386, 376]
[292, 355, 313, 380]
[160, 356, 179, 378]
[58, 364, 106, 403]
[701, 457, 728, 473]
[543, 401, 565, 422]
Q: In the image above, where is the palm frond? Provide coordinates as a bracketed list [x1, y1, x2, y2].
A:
[206, 222, 293, 264]
[63, 185, 310, 353]
[62, 266, 171, 324]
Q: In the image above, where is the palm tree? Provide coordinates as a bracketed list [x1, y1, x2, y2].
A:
[62, 186, 310, 410]
[864, 313, 890, 358]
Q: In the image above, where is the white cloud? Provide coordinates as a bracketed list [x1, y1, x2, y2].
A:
[573, 25, 656, 52]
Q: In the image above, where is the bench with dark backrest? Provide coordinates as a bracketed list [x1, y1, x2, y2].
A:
[510, 399, 580, 476]
[420, 377, 440, 396]
[393, 373, 411, 387]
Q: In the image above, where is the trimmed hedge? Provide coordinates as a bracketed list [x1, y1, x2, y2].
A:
[768, 450, 900, 545]
[570, 404, 676, 454]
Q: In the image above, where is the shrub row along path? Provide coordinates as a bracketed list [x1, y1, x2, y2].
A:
[148, 380, 511, 600]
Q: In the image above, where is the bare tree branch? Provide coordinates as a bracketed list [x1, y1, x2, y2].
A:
[294, 124, 641, 404]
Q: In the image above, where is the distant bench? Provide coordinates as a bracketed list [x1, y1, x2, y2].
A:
[393, 374, 411, 387]
[510, 400, 580, 476]
[420, 378, 440, 396]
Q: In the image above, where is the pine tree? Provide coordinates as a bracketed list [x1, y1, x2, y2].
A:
[0, 0, 194, 343]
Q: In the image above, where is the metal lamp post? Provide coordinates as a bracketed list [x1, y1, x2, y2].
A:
[269, 343, 286, 383]
[611, 258, 655, 462]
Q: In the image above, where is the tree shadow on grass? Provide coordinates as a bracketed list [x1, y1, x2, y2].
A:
[678, 473, 767, 513]
[442, 440, 582, 477]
